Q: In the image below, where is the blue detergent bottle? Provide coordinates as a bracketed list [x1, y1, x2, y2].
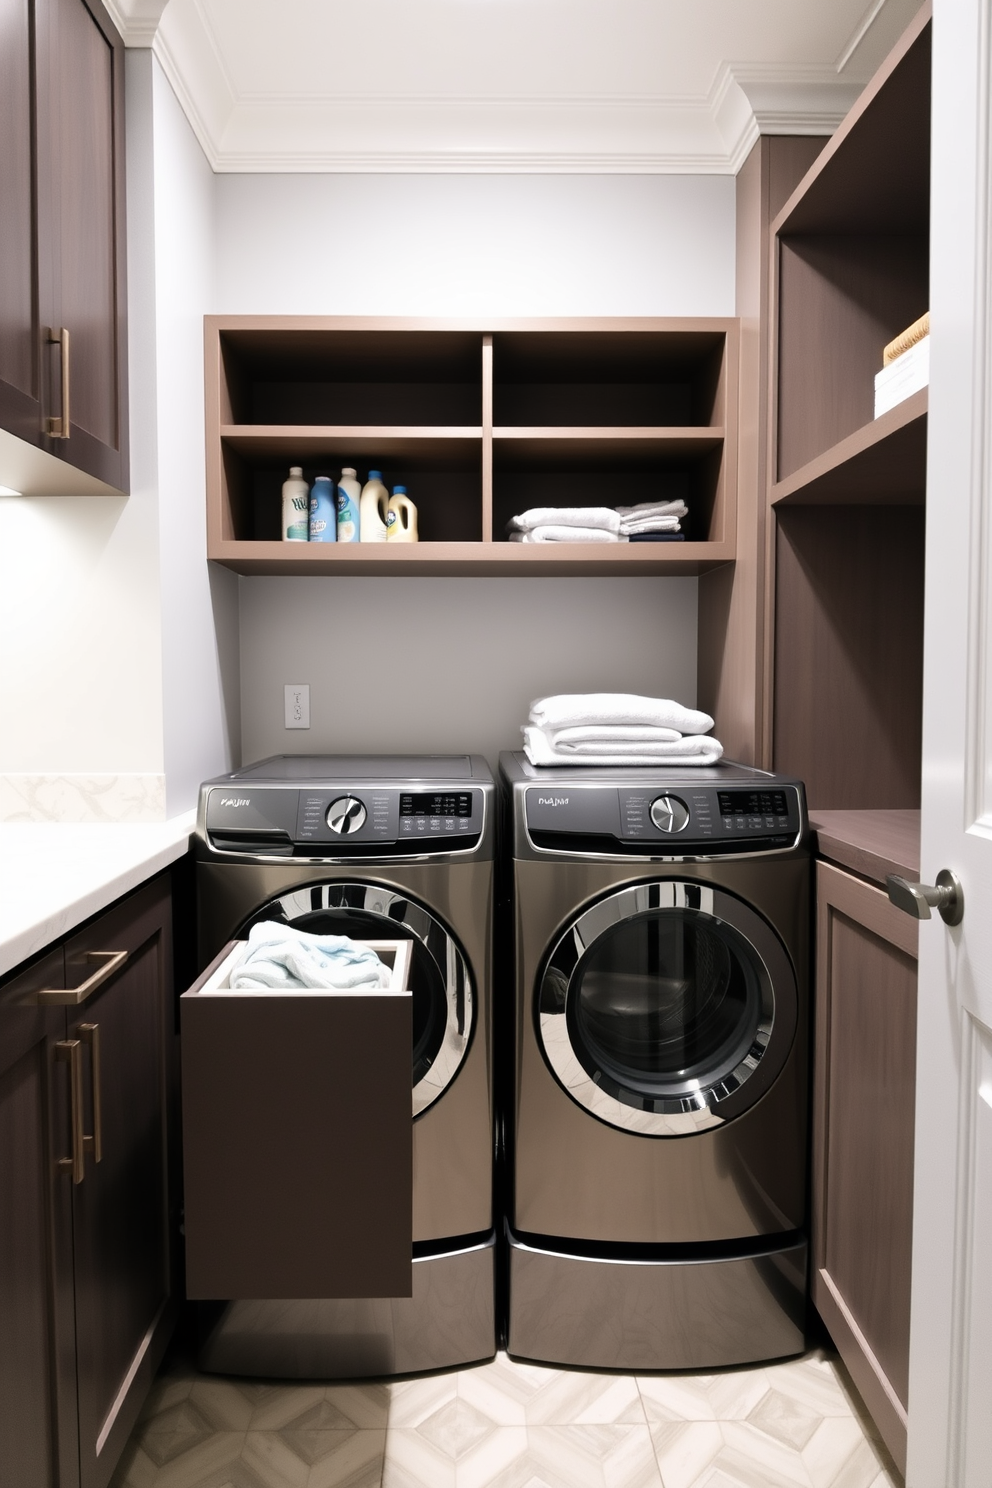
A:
[309, 475, 336, 542]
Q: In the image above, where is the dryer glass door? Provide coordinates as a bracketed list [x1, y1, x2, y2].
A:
[538, 881, 797, 1135]
[240, 882, 473, 1116]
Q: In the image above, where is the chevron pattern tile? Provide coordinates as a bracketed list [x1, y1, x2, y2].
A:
[110, 1347, 901, 1488]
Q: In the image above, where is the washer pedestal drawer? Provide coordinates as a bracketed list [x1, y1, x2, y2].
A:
[196, 1234, 496, 1378]
[506, 1227, 806, 1371]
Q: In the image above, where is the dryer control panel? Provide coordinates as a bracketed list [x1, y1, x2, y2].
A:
[524, 782, 803, 854]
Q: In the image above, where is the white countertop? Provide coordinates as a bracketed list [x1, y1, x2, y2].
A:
[0, 813, 196, 979]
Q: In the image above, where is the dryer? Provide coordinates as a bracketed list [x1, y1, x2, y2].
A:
[193, 754, 495, 1378]
[499, 752, 809, 1371]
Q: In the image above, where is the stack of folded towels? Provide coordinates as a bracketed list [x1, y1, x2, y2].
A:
[523, 693, 724, 767]
[230, 921, 391, 990]
[507, 500, 688, 544]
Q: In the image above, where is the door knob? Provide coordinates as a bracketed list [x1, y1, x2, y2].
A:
[886, 869, 964, 926]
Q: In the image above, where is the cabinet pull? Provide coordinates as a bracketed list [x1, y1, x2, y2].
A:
[55, 1040, 85, 1184]
[45, 326, 70, 438]
[36, 949, 128, 1006]
[77, 1023, 103, 1164]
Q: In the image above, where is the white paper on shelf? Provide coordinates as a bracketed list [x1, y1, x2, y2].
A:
[874, 336, 929, 418]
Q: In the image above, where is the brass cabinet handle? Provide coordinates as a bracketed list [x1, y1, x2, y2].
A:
[37, 949, 128, 1006]
[45, 326, 70, 438]
[77, 1023, 102, 1164]
[55, 1040, 85, 1184]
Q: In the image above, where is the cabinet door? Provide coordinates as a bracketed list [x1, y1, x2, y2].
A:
[36, 0, 128, 492]
[0, 949, 79, 1488]
[0, 0, 42, 446]
[64, 878, 174, 1488]
[812, 860, 918, 1475]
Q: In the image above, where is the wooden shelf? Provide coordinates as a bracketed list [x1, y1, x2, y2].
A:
[205, 317, 739, 571]
[772, 2, 931, 238]
[809, 808, 920, 886]
[771, 391, 926, 505]
[207, 539, 733, 578]
[220, 427, 483, 466]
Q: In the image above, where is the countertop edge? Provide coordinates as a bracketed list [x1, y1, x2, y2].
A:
[0, 814, 196, 980]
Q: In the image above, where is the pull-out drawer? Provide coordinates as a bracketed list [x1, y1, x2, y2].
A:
[181, 940, 412, 1301]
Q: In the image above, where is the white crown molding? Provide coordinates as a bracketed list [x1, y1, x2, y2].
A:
[101, 0, 169, 46]
[728, 64, 865, 135]
[149, 0, 857, 175]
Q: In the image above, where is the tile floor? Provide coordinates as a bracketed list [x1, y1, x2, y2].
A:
[110, 1344, 902, 1488]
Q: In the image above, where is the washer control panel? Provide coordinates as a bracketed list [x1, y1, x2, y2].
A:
[204, 784, 485, 853]
[525, 782, 802, 852]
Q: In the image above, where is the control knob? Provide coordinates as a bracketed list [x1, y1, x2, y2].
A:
[326, 796, 367, 834]
[650, 795, 690, 833]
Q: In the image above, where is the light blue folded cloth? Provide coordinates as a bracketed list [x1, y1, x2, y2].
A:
[230, 921, 390, 991]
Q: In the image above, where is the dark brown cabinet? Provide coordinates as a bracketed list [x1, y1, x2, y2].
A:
[810, 819, 921, 1476]
[0, 876, 175, 1488]
[0, 0, 127, 494]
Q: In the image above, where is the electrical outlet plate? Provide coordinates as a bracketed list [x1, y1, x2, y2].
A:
[284, 684, 310, 729]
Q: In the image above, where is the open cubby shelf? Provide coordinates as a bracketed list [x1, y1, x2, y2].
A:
[204, 317, 739, 574]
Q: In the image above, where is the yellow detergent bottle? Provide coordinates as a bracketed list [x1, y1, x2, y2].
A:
[359, 471, 389, 543]
[386, 487, 418, 542]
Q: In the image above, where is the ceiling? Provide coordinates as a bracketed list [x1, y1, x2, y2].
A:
[107, 0, 925, 172]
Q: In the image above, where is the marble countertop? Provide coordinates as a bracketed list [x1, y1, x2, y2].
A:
[0, 813, 196, 979]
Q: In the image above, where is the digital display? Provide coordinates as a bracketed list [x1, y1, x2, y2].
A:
[400, 792, 473, 818]
[718, 790, 789, 817]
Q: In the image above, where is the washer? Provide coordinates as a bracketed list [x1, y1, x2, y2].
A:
[499, 752, 809, 1372]
[194, 754, 495, 1378]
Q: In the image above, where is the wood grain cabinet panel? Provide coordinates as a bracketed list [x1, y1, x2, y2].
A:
[0, 0, 41, 443]
[813, 859, 918, 1475]
[0, 875, 176, 1488]
[0, 949, 80, 1488]
[0, 0, 127, 492]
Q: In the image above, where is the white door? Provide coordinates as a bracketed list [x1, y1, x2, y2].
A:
[907, 1, 992, 1482]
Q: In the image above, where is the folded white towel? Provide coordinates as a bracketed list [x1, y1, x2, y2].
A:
[509, 507, 621, 535]
[615, 500, 688, 518]
[524, 726, 723, 768]
[618, 501, 688, 536]
[229, 921, 390, 991]
[620, 516, 683, 535]
[509, 526, 621, 544]
[548, 724, 684, 751]
[529, 693, 714, 736]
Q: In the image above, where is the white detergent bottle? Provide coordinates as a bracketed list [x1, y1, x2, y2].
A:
[359, 470, 389, 543]
[336, 466, 362, 542]
[281, 466, 310, 542]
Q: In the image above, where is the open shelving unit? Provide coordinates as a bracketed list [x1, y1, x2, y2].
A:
[767, 4, 931, 816]
[204, 318, 738, 576]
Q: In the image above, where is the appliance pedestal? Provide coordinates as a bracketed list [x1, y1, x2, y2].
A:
[197, 1233, 495, 1379]
[506, 1226, 806, 1371]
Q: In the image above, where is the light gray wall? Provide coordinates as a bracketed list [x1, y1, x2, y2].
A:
[239, 576, 699, 769]
[213, 172, 735, 318]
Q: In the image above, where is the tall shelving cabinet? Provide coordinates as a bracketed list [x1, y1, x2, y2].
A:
[764, 6, 931, 1473]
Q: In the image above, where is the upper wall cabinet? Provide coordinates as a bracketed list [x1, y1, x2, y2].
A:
[0, 0, 128, 497]
[203, 317, 739, 576]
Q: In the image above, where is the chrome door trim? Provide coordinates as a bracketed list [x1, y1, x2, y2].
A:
[247, 882, 474, 1117]
[536, 880, 797, 1136]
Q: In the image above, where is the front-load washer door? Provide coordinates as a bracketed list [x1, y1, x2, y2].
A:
[537, 880, 797, 1136]
[239, 883, 473, 1117]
